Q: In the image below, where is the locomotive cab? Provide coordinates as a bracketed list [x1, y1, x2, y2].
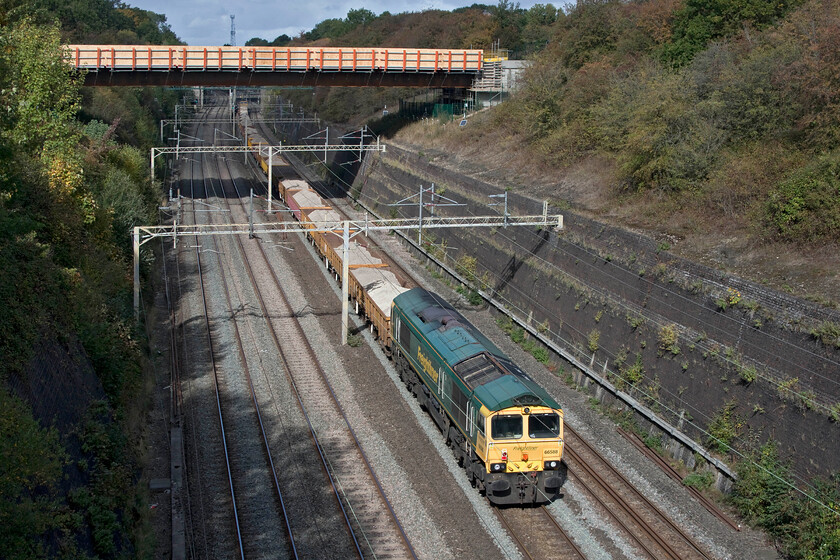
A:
[482, 405, 565, 505]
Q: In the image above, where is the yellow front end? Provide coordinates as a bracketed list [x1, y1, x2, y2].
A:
[484, 407, 564, 472]
[481, 406, 565, 504]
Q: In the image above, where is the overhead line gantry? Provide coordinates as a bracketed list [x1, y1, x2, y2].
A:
[134, 212, 564, 343]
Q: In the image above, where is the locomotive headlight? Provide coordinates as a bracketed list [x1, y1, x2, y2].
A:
[544, 460, 560, 470]
[490, 463, 506, 473]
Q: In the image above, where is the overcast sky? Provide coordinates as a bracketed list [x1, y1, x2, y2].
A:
[126, 0, 553, 46]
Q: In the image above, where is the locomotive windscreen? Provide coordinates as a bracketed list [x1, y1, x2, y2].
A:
[528, 413, 561, 438]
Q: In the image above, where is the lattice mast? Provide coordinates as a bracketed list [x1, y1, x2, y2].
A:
[230, 14, 235, 46]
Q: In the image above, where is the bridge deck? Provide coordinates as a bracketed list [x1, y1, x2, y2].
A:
[66, 45, 483, 87]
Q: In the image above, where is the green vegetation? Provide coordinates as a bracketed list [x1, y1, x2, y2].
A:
[766, 154, 840, 242]
[1, 2, 178, 556]
[0, 389, 65, 559]
[455, 284, 483, 306]
[479, 0, 840, 248]
[496, 316, 551, 364]
[731, 441, 840, 559]
[707, 401, 743, 453]
[661, 0, 801, 67]
[622, 353, 645, 386]
[682, 471, 715, 491]
[643, 433, 664, 454]
[587, 328, 600, 353]
[658, 323, 681, 356]
[738, 363, 758, 384]
[811, 321, 840, 349]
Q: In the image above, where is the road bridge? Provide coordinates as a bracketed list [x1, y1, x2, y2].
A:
[65, 45, 483, 88]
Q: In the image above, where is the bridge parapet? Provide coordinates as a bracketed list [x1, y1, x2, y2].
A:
[66, 45, 484, 74]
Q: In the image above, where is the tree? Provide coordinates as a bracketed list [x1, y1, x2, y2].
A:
[490, 0, 526, 53]
[271, 34, 291, 46]
[346, 8, 376, 28]
[662, 0, 801, 66]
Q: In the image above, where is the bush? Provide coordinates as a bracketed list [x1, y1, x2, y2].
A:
[707, 401, 742, 453]
[467, 289, 483, 306]
[766, 153, 840, 243]
[623, 353, 645, 385]
[811, 321, 840, 349]
[0, 389, 65, 558]
[658, 323, 680, 355]
[617, 68, 724, 192]
[662, 0, 799, 67]
[739, 363, 758, 384]
[531, 346, 550, 364]
[588, 329, 600, 353]
[683, 471, 715, 490]
[732, 442, 840, 559]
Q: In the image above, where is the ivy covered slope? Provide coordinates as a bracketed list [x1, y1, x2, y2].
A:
[0, 2, 178, 557]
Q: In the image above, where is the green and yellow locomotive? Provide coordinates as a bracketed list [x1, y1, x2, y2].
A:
[391, 288, 565, 505]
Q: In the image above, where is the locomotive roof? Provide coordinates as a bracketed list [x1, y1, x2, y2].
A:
[394, 288, 560, 412]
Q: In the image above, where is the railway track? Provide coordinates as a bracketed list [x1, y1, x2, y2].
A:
[171, 104, 240, 559]
[564, 425, 713, 560]
[167, 101, 417, 559]
[212, 136, 415, 559]
[495, 506, 584, 560]
[174, 104, 297, 558]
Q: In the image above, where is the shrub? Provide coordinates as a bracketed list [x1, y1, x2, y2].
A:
[624, 353, 645, 385]
[683, 471, 715, 490]
[811, 321, 840, 349]
[766, 153, 840, 243]
[531, 346, 550, 364]
[658, 323, 680, 355]
[496, 316, 514, 335]
[588, 329, 600, 353]
[739, 364, 758, 384]
[627, 313, 645, 329]
[467, 289, 483, 306]
[0, 389, 65, 557]
[455, 255, 478, 283]
[707, 401, 742, 453]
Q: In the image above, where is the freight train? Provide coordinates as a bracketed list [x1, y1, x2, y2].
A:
[238, 103, 565, 504]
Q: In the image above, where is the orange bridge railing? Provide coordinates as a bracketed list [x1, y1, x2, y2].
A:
[65, 45, 484, 74]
